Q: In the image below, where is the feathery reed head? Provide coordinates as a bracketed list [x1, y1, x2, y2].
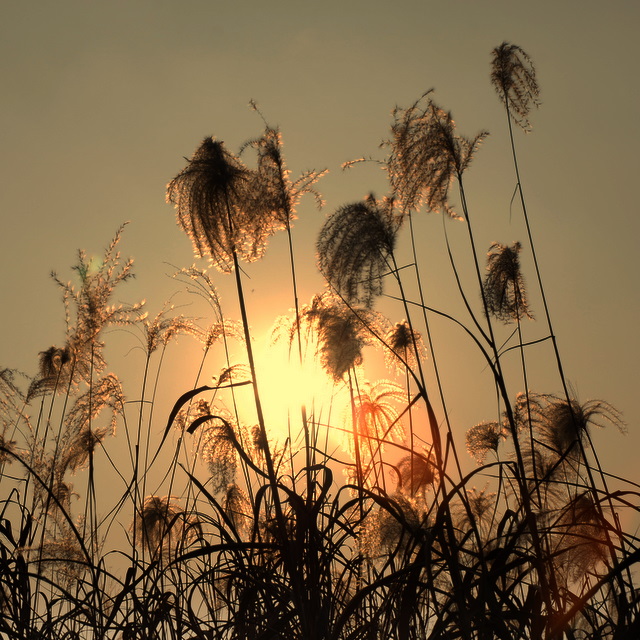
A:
[551, 494, 609, 585]
[361, 495, 424, 558]
[38, 346, 71, 380]
[28, 346, 73, 397]
[199, 414, 239, 494]
[241, 122, 326, 228]
[61, 373, 123, 442]
[222, 483, 251, 537]
[294, 293, 385, 381]
[466, 420, 508, 464]
[452, 486, 497, 538]
[385, 320, 426, 373]
[32, 530, 86, 589]
[491, 42, 540, 131]
[0, 434, 17, 464]
[167, 137, 279, 272]
[536, 396, 625, 455]
[318, 194, 401, 308]
[483, 241, 533, 323]
[44, 224, 142, 389]
[386, 92, 488, 216]
[395, 451, 437, 496]
[140, 308, 199, 354]
[132, 495, 198, 558]
[350, 379, 406, 449]
[61, 427, 108, 474]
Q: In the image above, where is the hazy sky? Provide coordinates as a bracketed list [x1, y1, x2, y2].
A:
[1, 2, 638, 488]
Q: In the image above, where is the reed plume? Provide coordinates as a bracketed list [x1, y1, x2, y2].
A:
[199, 414, 239, 494]
[31, 527, 86, 589]
[466, 420, 508, 465]
[395, 450, 437, 496]
[241, 120, 326, 230]
[0, 434, 17, 465]
[222, 482, 251, 538]
[386, 91, 487, 216]
[60, 427, 108, 474]
[167, 137, 279, 272]
[350, 380, 406, 451]
[140, 308, 199, 355]
[132, 495, 198, 559]
[549, 494, 609, 586]
[384, 320, 426, 373]
[290, 293, 386, 381]
[317, 194, 401, 308]
[44, 224, 142, 389]
[483, 241, 533, 323]
[491, 41, 540, 131]
[535, 396, 625, 457]
[453, 486, 496, 541]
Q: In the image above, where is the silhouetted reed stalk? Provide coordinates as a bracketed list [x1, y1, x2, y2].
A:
[168, 137, 333, 637]
[402, 216, 507, 581]
[406, 211, 464, 481]
[385, 89, 566, 624]
[242, 113, 327, 499]
[493, 45, 632, 610]
[492, 42, 566, 391]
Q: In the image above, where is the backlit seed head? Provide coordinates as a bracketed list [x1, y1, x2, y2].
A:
[491, 42, 541, 131]
[483, 241, 533, 323]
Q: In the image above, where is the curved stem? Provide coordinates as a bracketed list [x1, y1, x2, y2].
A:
[457, 173, 559, 611]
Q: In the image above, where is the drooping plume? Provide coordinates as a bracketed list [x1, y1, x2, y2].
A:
[491, 42, 540, 131]
[241, 122, 326, 230]
[386, 92, 488, 217]
[288, 293, 387, 381]
[483, 241, 533, 323]
[167, 137, 279, 272]
[318, 194, 401, 308]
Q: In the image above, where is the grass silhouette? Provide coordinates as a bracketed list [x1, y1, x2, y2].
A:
[1, 43, 638, 639]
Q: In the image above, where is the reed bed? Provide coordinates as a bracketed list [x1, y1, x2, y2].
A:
[1, 43, 638, 639]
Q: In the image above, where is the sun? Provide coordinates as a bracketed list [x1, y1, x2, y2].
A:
[253, 337, 343, 444]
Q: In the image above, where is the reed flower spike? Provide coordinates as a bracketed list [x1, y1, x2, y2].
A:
[483, 241, 533, 323]
[132, 495, 198, 558]
[167, 137, 278, 272]
[386, 92, 487, 216]
[466, 420, 508, 465]
[491, 41, 541, 131]
[291, 293, 386, 381]
[385, 320, 426, 373]
[395, 450, 437, 496]
[241, 121, 326, 229]
[317, 194, 401, 308]
[536, 396, 625, 456]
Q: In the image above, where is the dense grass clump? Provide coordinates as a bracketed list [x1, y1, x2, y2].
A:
[1, 44, 638, 639]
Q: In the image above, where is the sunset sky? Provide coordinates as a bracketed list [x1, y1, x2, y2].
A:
[1, 1, 638, 491]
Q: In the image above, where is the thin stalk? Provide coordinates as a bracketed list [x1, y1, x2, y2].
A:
[457, 173, 560, 619]
[132, 352, 151, 560]
[503, 99, 630, 600]
[224, 194, 316, 638]
[408, 211, 466, 484]
[504, 98, 568, 397]
[377, 246, 474, 639]
[284, 218, 314, 493]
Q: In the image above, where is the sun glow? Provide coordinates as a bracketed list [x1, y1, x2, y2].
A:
[254, 338, 342, 444]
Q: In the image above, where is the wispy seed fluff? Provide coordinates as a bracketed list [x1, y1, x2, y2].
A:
[491, 42, 541, 131]
[483, 241, 533, 323]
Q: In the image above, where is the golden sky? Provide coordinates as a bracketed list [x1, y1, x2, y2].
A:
[1, 1, 638, 485]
